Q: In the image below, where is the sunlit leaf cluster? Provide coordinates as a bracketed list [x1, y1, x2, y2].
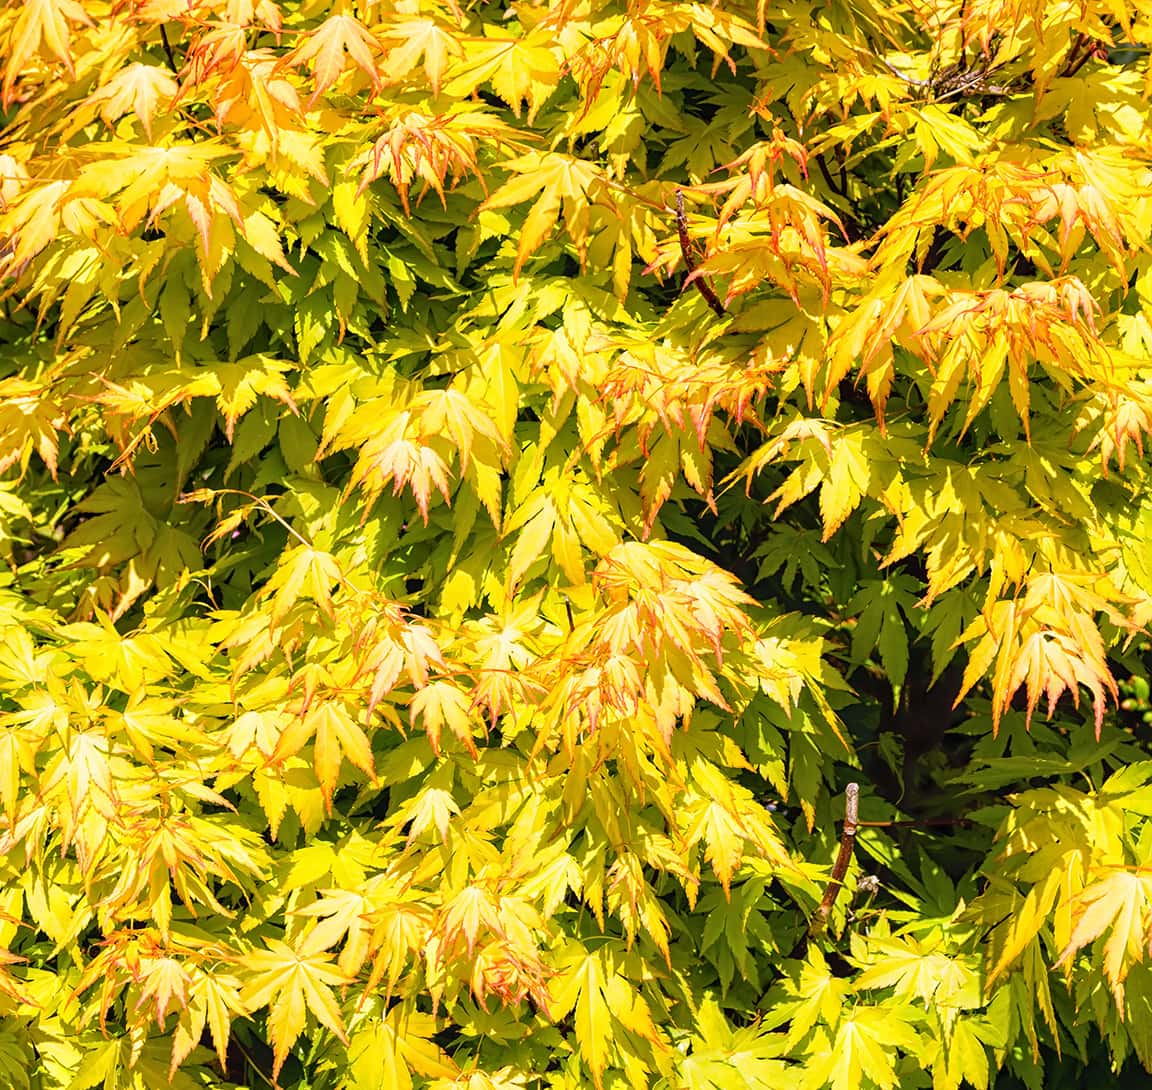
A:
[4, 0, 1152, 1087]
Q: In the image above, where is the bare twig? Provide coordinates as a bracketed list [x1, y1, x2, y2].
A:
[674, 190, 727, 319]
[811, 782, 860, 933]
[956, 0, 969, 72]
[880, 56, 932, 88]
[815, 153, 846, 197]
[1060, 32, 1100, 78]
[880, 56, 1014, 101]
[159, 25, 179, 74]
[835, 148, 848, 196]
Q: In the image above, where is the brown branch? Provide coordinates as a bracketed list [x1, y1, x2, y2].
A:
[1059, 32, 1091, 78]
[674, 190, 726, 319]
[1063, 46, 1098, 77]
[811, 782, 859, 934]
[880, 55, 1015, 102]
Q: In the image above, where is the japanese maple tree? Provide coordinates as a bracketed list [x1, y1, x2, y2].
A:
[2, 0, 1152, 1088]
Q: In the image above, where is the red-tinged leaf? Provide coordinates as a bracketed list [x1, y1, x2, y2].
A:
[438, 884, 503, 959]
[12, 4, 1152, 1086]
[409, 679, 480, 755]
[1056, 869, 1152, 1004]
[0, 949, 34, 1007]
[285, 14, 383, 105]
[354, 107, 521, 214]
[307, 700, 376, 804]
[347, 412, 455, 522]
[135, 954, 190, 1026]
[416, 387, 506, 473]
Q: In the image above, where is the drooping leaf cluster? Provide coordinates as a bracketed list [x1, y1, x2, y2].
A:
[4, 0, 1152, 1088]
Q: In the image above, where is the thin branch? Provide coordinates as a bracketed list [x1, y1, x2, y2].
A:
[178, 487, 315, 550]
[159, 25, 179, 74]
[813, 155, 862, 241]
[815, 153, 846, 197]
[1060, 32, 1089, 74]
[956, 0, 968, 72]
[674, 190, 726, 319]
[880, 55, 1014, 102]
[811, 782, 859, 934]
[880, 56, 932, 89]
[1060, 33, 1097, 78]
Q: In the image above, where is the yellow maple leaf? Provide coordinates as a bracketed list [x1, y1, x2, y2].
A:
[442, 33, 562, 122]
[87, 63, 177, 142]
[380, 17, 463, 96]
[284, 13, 383, 105]
[409, 679, 480, 756]
[482, 152, 611, 277]
[240, 935, 351, 1078]
[2, 0, 92, 106]
[1056, 868, 1152, 1005]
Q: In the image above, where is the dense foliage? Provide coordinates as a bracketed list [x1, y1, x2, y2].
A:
[4, 0, 1152, 1087]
